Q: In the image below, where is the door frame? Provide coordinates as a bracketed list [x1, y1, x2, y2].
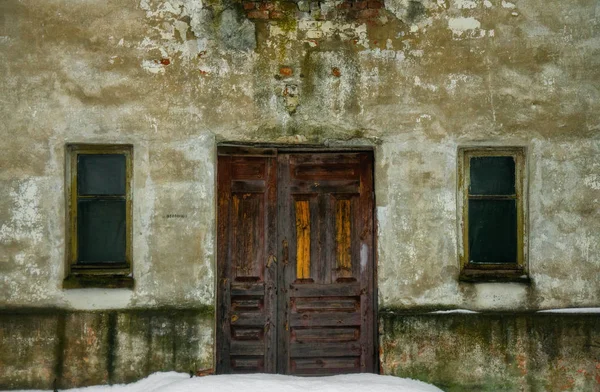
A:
[215, 143, 379, 374]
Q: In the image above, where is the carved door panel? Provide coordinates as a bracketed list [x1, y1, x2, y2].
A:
[217, 149, 374, 375]
[277, 152, 374, 375]
[217, 153, 278, 373]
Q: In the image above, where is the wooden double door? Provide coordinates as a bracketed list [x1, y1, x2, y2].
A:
[216, 147, 375, 375]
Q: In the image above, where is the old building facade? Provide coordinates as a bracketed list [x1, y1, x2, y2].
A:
[1, 0, 599, 390]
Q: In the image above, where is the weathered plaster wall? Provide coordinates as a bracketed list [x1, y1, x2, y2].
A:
[1, 0, 598, 311]
[0, 0, 599, 388]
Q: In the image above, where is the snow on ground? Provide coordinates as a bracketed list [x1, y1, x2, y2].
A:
[537, 307, 600, 313]
[7, 372, 443, 392]
[428, 309, 479, 314]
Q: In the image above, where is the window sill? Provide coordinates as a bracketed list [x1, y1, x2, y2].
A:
[63, 274, 135, 289]
[459, 269, 530, 284]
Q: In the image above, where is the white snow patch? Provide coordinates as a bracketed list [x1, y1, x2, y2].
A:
[429, 309, 479, 314]
[537, 308, 600, 314]
[5, 372, 444, 392]
[483, 0, 493, 8]
[501, 0, 515, 8]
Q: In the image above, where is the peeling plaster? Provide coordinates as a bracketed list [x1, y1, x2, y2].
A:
[0, 0, 598, 314]
[448, 16, 481, 37]
[0, 180, 43, 245]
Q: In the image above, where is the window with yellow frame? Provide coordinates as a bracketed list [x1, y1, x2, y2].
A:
[64, 144, 134, 288]
[458, 146, 528, 282]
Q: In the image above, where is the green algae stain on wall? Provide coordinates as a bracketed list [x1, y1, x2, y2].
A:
[379, 311, 600, 391]
[0, 308, 214, 390]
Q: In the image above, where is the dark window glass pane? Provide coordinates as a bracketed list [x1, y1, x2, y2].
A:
[77, 199, 126, 263]
[78, 154, 126, 195]
[468, 199, 517, 264]
[469, 156, 515, 195]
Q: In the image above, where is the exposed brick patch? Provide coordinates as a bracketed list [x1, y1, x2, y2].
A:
[243, 1, 257, 10]
[357, 8, 379, 19]
[279, 67, 293, 77]
[270, 10, 285, 19]
[259, 2, 277, 11]
[331, 67, 341, 77]
[353, 1, 368, 10]
[159, 58, 171, 65]
[247, 9, 270, 19]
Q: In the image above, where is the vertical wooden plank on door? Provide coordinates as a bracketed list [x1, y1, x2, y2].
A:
[217, 152, 277, 374]
[358, 152, 374, 373]
[216, 155, 232, 373]
[277, 153, 292, 375]
[265, 157, 278, 373]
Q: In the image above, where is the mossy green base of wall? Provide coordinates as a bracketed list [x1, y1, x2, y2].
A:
[379, 311, 600, 392]
[3, 308, 599, 390]
[0, 308, 214, 390]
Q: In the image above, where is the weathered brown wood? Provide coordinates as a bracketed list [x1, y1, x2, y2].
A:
[294, 164, 358, 180]
[230, 356, 265, 372]
[216, 155, 232, 373]
[230, 341, 266, 356]
[289, 180, 360, 194]
[282, 152, 375, 375]
[231, 327, 263, 340]
[292, 297, 359, 312]
[291, 357, 360, 375]
[264, 156, 278, 373]
[219, 148, 375, 376]
[231, 297, 263, 311]
[230, 180, 266, 193]
[216, 153, 277, 375]
[231, 157, 266, 178]
[229, 310, 268, 326]
[288, 282, 362, 297]
[289, 312, 362, 327]
[358, 152, 375, 373]
[231, 193, 263, 279]
[230, 282, 265, 296]
[292, 327, 360, 342]
[290, 342, 362, 357]
[277, 153, 292, 374]
[218, 145, 277, 157]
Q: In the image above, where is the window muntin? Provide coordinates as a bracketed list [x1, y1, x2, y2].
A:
[66, 145, 133, 286]
[458, 147, 527, 280]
